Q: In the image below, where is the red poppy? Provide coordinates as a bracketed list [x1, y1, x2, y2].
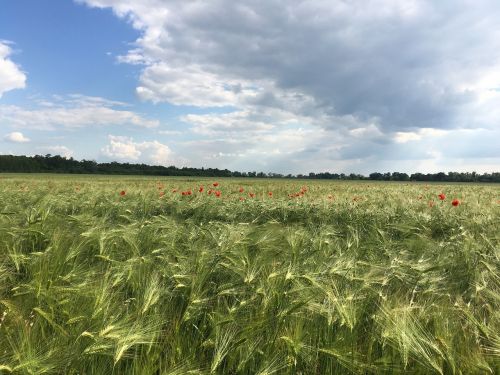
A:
[181, 191, 186, 196]
[239, 197, 244, 201]
[213, 182, 219, 187]
[239, 187, 244, 193]
[199, 186, 204, 193]
[249, 193, 255, 198]
[268, 192, 273, 197]
[451, 199, 460, 206]
[208, 189, 213, 195]
[119, 190, 126, 196]
[215, 190, 221, 197]
[438, 193, 446, 200]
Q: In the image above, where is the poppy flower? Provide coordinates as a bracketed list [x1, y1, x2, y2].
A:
[208, 189, 213, 195]
[199, 186, 204, 193]
[249, 193, 255, 198]
[451, 199, 460, 206]
[213, 182, 219, 187]
[239, 197, 244, 201]
[181, 191, 186, 196]
[187, 190, 192, 195]
[438, 193, 446, 200]
[119, 190, 126, 196]
[268, 192, 273, 197]
[239, 187, 244, 193]
[215, 190, 221, 197]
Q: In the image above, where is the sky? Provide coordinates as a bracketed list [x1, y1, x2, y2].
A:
[0, 0, 499, 175]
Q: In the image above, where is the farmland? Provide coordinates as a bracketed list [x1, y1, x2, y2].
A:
[0, 174, 499, 374]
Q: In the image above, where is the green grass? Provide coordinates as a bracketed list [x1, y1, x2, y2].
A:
[0, 175, 499, 374]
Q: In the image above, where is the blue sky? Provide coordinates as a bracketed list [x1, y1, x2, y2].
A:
[0, 0, 139, 100]
[1, 0, 499, 174]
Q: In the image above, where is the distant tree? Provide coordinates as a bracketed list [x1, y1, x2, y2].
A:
[391, 172, 409, 181]
[0, 155, 499, 182]
[369, 172, 383, 180]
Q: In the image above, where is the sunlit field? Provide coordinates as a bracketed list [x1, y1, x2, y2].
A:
[0, 174, 498, 374]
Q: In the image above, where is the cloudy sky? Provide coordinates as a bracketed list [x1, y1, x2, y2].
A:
[1, 0, 499, 174]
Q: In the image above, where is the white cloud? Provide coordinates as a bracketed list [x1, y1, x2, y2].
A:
[3, 131, 30, 143]
[101, 135, 174, 165]
[102, 135, 141, 160]
[136, 64, 256, 107]
[393, 132, 422, 143]
[64, 93, 129, 108]
[349, 124, 383, 138]
[41, 145, 74, 158]
[183, 110, 274, 136]
[0, 41, 26, 98]
[394, 128, 448, 143]
[0, 94, 159, 130]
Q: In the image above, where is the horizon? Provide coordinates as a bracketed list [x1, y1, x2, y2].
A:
[1, 1, 499, 174]
[2, 153, 499, 179]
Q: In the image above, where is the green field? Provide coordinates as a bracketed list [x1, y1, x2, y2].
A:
[0, 174, 498, 374]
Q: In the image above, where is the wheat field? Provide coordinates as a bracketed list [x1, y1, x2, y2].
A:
[0, 174, 498, 374]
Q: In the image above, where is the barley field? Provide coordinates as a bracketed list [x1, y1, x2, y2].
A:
[0, 174, 498, 374]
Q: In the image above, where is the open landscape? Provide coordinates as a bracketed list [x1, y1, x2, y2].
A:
[2, 1, 500, 373]
[0, 174, 498, 374]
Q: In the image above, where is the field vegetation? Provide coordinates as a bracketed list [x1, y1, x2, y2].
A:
[0, 174, 498, 374]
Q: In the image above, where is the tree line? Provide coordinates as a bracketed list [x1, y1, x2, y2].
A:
[0, 154, 499, 182]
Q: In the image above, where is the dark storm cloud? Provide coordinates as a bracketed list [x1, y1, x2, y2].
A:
[104, 0, 498, 130]
[78, 0, 500, 171]
[80, 0, 500, 131]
